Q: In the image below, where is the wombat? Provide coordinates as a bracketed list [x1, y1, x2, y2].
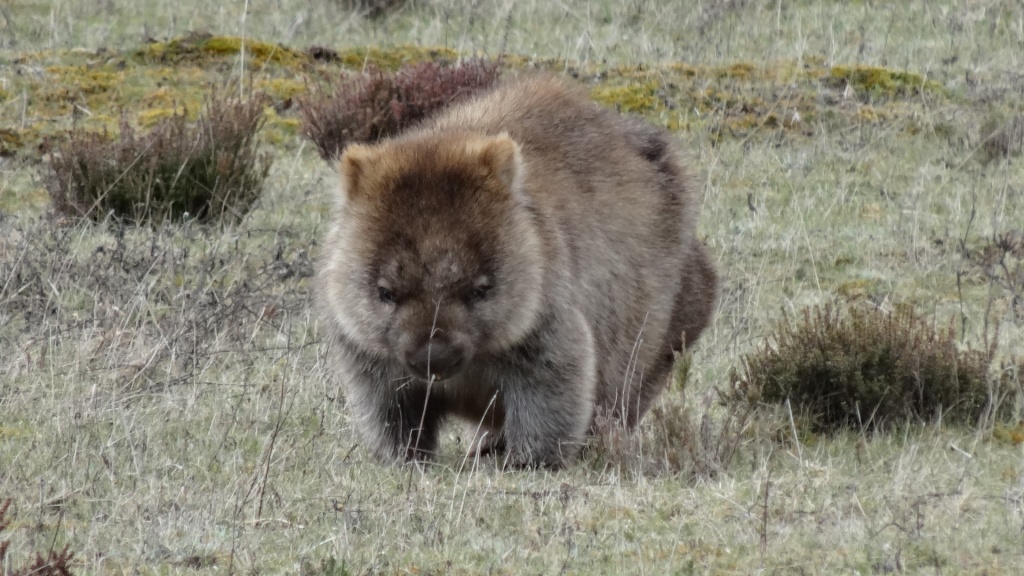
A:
[317, 74, 717, 467]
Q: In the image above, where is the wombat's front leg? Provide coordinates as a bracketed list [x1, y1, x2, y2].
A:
[490, 309, 597, 468]
[338, 350, 444, 463]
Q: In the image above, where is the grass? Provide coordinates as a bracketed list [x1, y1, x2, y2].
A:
[2, 0, 1024, 573]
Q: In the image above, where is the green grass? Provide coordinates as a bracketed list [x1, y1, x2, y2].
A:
[2, 0, 1024, 574]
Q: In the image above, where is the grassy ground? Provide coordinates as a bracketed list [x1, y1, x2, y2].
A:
[2, 0, 1024, 573]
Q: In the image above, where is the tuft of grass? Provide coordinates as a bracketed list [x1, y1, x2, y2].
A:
[588, 351, 755, 479]
[45, 89, 271, 225]
[297, 58, 501, 161]
[729, 304, 1016, 433]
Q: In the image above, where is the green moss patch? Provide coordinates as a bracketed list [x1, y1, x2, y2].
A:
[335, 45, 459, 70]
[0, 34, 958, 165]
[577, 59, 950, 142]
[825, 65, 943, 101]
[134, 33, 310, 68]
[591, 81, 660, 113]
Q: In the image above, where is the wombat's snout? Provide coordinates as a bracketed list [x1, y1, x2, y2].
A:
[405, 339, 465, 381]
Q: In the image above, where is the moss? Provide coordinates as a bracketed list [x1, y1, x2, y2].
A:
[826, 65, 942, 100]
[0, 426, 31, 438]
[591, 82, 660, 113]
[257, 77, 307, 101]
[0, 129, 22, 157]
[855, 105, 890, 122]
[30, 66, 124, 117]
[135, 34, 309, 68]
[262, 109, 302, 146]
[137, 106, 194, 128]
[0, 33, 956, 160]
[335, 45, 459, 71]
[992, 422, 1024, 446]
[45, 66, 121, 95]
[718, 62, 756, 79]
[665, 62, 699, 77]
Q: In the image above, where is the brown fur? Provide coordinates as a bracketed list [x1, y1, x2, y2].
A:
[317, 74, 718, 467]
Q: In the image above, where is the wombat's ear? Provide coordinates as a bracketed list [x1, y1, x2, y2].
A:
[338, 144, 375, 203]
[466, 134, 523, 195]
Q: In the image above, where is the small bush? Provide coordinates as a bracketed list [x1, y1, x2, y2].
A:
[298, 58, 501, 161]
[46, 90, 271, 225]
[0, 499, 76, 576]
[729, 304, 1015, 432]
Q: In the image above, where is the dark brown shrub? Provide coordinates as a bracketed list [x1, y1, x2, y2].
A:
[298, 58, 501, 161]
[0, 499, 76, 576]
[46, 90, 271, 225]
[729, 304, 1015, 433]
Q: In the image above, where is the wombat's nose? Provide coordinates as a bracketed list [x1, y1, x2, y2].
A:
[406, 340, 464, 381]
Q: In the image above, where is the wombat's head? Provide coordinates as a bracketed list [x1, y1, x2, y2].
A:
[319, 132, 545, 381]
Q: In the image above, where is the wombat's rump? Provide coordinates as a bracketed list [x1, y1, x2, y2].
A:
[317, 74, 717, 467]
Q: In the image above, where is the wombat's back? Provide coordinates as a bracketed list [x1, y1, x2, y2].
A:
[425, 74, 711, 422]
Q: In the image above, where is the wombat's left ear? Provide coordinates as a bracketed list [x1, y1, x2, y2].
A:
[466, 134, 523, 194]
[338, 144, 376, 203]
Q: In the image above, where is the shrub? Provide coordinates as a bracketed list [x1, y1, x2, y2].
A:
[0, 499, 76, 576]
[729, 304, 1015, 432]
[298, 58, 501, 161]
[46, 90, 271, 225]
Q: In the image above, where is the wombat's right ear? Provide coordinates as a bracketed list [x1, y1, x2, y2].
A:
[338, 144, 375, 203]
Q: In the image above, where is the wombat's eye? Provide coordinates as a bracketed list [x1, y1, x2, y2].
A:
[377, 286, 396, 304]
[468, 282, 493, 304]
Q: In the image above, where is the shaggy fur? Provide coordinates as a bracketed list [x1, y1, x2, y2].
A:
[317, 74, 718, 467]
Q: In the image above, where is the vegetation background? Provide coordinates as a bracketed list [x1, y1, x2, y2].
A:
[1, 0, 1023, 573]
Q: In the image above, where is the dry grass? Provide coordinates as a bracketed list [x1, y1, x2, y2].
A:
[2, 0, 1024, 574]
[730, 303, 1017, 433]
[45, 90, 270, 224]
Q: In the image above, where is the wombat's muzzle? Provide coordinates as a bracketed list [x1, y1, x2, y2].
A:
[405, 340, 465, 381]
